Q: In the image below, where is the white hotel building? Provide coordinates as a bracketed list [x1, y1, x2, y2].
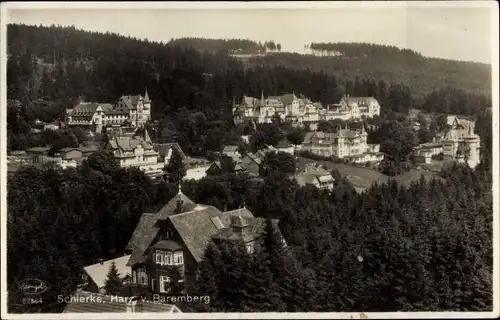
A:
[233, 93, 380, 125]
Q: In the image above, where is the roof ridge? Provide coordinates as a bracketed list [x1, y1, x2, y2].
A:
[168, 205, 219, 219]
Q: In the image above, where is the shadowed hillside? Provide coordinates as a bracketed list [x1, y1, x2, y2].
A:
[247, 42, 491, 99]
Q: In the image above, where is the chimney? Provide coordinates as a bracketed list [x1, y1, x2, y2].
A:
[176, 199, 184, 214]
[230, 215, 249, 234]
[223, 203, 227, 212]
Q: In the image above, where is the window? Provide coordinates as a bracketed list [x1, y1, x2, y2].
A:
[174, 251, 184, 265]
[159, 276, 170, 293]
[165, 252, 173, 265]
[137, 268, 148, 285]
[155, 250, 163, 265]
[151, 278, 156, 291]
[132, 270, 137, 283]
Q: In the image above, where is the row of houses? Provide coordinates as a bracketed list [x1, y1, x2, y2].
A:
[7, 143, 101, 175]
[233, 93, 381, 125]
[65, 88, 152, 134]
[7, 130, 185, 180]
[206, 145, 337, 191]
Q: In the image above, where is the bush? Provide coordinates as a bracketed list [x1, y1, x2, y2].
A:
[432, 153, 444, 161]
[297, 150, 340, 163]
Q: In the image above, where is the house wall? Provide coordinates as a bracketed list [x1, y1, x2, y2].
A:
[133, 220, 198, 295]
[277, 146, 294, 155]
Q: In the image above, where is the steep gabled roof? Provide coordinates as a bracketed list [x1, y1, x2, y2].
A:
[338, 129, 359, 138]
[211, 218, 279, 243]
[168, 206, 223, 262]
[210, 208, 254, 229]
[240, 153, 262, 167]
[108, 134, 155, 154]
[70, 103, 115, 117]
[126, 213, 158, 252]
[341, 96, 377, 107]
[126, 191, 198, 266]
[303, 131, 338, 143]
[156, 192, 197, 219]
[84, 255, 131, 289]
[126, 190, 282, 266]
[280, 93, 298, 105]
[242, 96, 257, 106]
[222, 145, 239, 153]
[154, 143, 186, 159]
[153, 240, 183, 251]
[119, 94, 147, 110]
[144, 88, 151, 104]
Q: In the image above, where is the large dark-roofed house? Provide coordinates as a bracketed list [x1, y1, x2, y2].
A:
[125, 185, 282, 294]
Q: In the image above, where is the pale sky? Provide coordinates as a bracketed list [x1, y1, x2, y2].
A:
[5, 2, 497, 64]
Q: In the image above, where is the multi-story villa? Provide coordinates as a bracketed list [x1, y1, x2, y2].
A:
[233, 93, 380, 125]
[125, 186, 283, 294]
[233, 92, 319, 125]
[323, 95, 380, 120]
[415, 116, 480, 168]
[293, 164, 335, 191]
[104, 129, 166, 179]
[66, 88, 151, 133]
[302, 125, 384, 164]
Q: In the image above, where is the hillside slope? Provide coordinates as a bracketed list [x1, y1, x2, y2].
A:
[246, 42, 491, 99]
[6, 24, 491, 125]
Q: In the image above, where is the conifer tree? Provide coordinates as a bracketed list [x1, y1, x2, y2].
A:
[243, 254, 285, 312]
[205, 241, 255, 312]
[194, 243, 222, 312]
[104, 261, 123, 296]
[162, 148, 186, 183]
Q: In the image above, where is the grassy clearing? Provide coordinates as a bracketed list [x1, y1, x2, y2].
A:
[296, 156, 388, 189]
[297, 156, 441, 190]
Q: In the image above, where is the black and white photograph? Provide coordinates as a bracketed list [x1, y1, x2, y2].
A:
[1, 1, 498, 319]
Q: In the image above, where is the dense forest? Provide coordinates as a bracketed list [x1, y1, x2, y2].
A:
[7, 152, 493, 312]
[6, 24, 491, 158]
[168, 37, 281, 54]
[6, 23, 494, 313]
[309, 42, 425, 59]
[248, 44, 491, 99]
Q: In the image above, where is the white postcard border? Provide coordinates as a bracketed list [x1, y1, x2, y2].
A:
[1, 1, 498, 319]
